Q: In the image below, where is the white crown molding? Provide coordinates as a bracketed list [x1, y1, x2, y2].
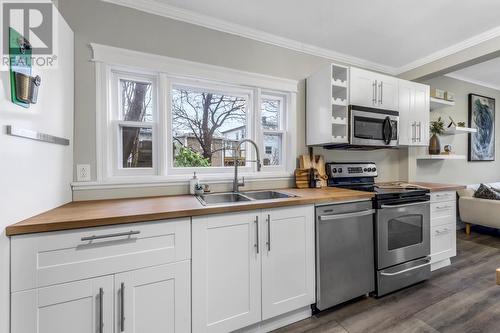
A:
[445, 73, 500, 92]
[101, 0, 500, 77]
[397, 26, 500, 74]
[100, 0, 397, 74]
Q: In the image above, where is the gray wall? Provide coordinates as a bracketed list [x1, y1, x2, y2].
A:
[413, 76, 500, 185]
[59, 0, 402, 199]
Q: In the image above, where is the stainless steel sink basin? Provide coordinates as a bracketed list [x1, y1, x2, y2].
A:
[197, 190, 297, 206]
[197, 192, 251, 206]
[241, 191, 297, 200]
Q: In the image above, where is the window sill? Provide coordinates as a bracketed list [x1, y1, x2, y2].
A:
[71, 171, 294, 191]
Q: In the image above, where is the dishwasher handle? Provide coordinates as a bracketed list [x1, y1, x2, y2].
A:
[318, 209, 375, 221]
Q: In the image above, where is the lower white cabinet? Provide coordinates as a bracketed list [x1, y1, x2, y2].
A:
[11, 219, 192, 333]
[430, 191, 457, 271]
[12, 276, 114, 333]
[192, 205, 315, 333]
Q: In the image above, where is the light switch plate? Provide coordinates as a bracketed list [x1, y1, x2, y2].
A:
[76, 164, 91, 182]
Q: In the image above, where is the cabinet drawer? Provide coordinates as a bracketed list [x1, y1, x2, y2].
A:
[430, 223, 456, 264]
[431, 201, 456, 220]
[430, 191, 456, 203]
[11, 218, 190, 292]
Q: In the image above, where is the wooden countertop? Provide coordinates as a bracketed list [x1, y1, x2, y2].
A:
[6, 187, 374, 236]
[376, 181, 466, 192]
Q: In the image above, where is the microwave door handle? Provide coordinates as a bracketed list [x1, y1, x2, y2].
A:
[383, 116, 392, 145]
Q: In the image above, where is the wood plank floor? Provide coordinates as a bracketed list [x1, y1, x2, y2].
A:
[273, 229, 500, 333]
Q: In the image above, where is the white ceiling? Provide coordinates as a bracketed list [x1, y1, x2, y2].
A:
[447, 57, 500, 91]
[105, 0, 500, 74]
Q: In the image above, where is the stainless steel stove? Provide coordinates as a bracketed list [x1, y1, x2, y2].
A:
[326, 162, 431, 296]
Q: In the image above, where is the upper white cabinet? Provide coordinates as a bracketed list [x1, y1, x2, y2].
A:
[398, 80, 430, 146]
[192, 205, 315, 333]
[350, 67, 399, 111]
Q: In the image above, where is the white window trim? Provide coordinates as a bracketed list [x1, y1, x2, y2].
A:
[90, 43, 298, 186]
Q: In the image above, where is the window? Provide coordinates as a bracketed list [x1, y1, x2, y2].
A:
[260, 95, 285, 167]
[171, 84, 250, 169]
[110, 72, 158, 176]
[95, 47, 296, 183]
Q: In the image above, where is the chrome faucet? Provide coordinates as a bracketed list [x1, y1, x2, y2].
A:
[233, 139, 262, 192]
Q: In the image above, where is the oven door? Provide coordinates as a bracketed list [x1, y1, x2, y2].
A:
[350, 108, 398, 147]
[376, 200, 430, 269]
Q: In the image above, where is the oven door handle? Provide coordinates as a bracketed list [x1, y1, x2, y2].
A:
[380, 201, 429, 209]
[318, 209, 375, 221]
[380, 257, 431, 276]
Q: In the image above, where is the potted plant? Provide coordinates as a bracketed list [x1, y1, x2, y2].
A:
[429, 117, 444, 154]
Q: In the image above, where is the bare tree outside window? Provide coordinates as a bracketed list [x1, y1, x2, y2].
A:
[172, 87, 247, 167]
[120, 79, 153, 168]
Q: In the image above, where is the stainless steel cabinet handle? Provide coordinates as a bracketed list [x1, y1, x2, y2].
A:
[435, 205, 450, 210]
[81, 230, 140, 242]
[99, 288, 104, 333]
[380, 201, 429, 209]
[379, 81, 383, 105]
[372, 80, 377, 105]
[417, 122, 421, 142]
[412, 122, 416, 142]
[380, 257, 431, 276]
[120, 283, 125, 332]
[254, 216, 259, 254]
[266, 214, 271, 251]
[318, 209, 375, 221]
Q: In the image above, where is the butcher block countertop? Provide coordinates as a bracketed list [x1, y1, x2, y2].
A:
[6, 187, 375, 236]
[376, 181, 466, 192]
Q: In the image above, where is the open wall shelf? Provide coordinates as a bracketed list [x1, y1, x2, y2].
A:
[430, 97, 455, 111]
[416, 154, 466, 160]
[442, 127, 477, 135]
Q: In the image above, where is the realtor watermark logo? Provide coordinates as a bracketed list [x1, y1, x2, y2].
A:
[2, 1, 58, 70]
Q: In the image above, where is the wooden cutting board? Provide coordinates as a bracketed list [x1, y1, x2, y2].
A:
[299, 154, 327, 187]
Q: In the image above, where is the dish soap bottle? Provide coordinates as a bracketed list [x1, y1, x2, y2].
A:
[189, 172, 199, 195]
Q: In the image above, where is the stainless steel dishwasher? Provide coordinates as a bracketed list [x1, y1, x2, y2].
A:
[315, 200, 375, 311]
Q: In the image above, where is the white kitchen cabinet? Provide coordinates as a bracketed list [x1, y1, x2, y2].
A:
[430, 191, 457, 271]
[261, 206, 315, 320]
[398, 80, 430, 146]
[115, 261, 191, 333]
[12, 276, 114, 333]
[192, 205, 315, 332]
[192, 210, 262, 333]
[11, 219, 192, 333]
[350, 67, 399, 111]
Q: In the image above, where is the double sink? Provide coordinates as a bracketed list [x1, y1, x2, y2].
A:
[197, 190, 297, 206]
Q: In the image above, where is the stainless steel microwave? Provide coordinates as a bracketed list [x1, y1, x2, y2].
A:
[349, 105, 399, 148]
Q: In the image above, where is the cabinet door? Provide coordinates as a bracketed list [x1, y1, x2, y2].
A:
[115, 261, 191, 333]
[261, 205, 315, 320]
[378, 75, 399, 111]
[12, 276, 114, 333]
[413, 83, 430, 146]
[192, 211, 261, 333]
[430, 223, 456, 264]
[398, 80, 413, 146]
[350, 67, 376, 108]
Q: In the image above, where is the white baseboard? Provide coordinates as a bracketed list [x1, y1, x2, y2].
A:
[431, 259, 451, 271]
[235, 306, 312, 333]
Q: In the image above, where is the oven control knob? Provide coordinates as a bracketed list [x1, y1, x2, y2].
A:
[332, 168, 337, 173]
[363, 168, 368, 172]
[338, 168, 343, 173]
[372, 167, 377, 172]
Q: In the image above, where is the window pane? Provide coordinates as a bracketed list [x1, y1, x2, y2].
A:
[121, 126, 153, 168]
[172, 86, 247, 167]
[263, 133, 282, 166]
[120, 79, 153, 122]
[261, 98, 280, 130]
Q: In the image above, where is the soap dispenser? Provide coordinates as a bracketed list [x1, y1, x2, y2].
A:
[189, 172, 199, 195]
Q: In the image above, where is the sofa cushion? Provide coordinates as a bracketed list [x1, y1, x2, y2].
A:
[474, 184, 500, 200]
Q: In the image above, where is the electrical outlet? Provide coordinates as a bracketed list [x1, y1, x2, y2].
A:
[76, 164, 91, 182]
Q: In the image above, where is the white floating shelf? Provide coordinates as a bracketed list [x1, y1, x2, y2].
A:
[442, 126, 477, 135]
[332, 98, 347, 106]
[331, 117, 347, 125]
[430, 97, 455, 111]
[416, 154, 466, 160]
[331, 79, 347, 88]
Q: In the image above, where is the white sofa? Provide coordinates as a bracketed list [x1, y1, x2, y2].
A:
[458, 182, 500, 234]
